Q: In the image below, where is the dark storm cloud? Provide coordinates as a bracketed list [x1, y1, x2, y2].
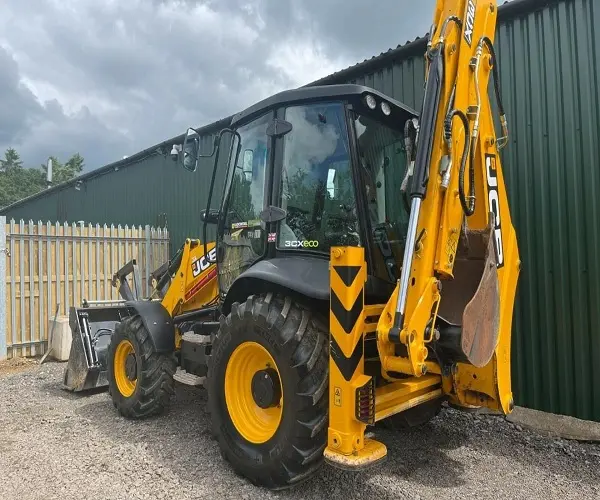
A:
[0, 0, 436, 173]
[0, 46, 43, 144]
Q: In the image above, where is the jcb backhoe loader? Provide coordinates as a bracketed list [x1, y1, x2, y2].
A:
[66, 0, 520, 489]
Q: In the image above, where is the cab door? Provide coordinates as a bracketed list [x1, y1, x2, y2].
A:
[216, 112, 273, 296]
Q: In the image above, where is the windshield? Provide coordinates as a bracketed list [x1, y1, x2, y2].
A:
[277, 101, 360, 252]
[353, 111, 409, 283]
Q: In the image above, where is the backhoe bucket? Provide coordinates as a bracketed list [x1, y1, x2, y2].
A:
[62, 304, 130, 392]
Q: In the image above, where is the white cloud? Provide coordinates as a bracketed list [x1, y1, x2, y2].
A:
[267, 39, 351, 87]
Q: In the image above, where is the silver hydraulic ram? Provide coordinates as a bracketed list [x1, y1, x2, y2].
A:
[389, 30, 445, 344]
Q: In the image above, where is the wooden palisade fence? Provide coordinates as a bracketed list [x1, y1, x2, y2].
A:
[1, 217, 169, 359]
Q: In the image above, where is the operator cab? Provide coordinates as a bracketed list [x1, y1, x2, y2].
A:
[181, 84, 419, 307]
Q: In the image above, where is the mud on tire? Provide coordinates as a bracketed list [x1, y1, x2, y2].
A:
[207, 293, 329, 490]
[107, 315, 177, 419]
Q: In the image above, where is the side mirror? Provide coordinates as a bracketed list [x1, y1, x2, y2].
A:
[181, 128, 200, 172]
[201, 208, 220, 224]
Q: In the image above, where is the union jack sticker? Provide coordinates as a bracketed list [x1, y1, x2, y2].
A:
[268, 232, 276, 243]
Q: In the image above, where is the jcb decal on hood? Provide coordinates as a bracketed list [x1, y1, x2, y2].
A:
[191, 247, 217, 277]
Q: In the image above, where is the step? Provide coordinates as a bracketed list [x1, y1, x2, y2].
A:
[173, 367, 206, 387]
[181, 332, 211, 345]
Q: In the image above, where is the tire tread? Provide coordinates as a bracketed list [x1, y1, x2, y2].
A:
[107, 314, 176, 419]
[207, 293, 329, 490]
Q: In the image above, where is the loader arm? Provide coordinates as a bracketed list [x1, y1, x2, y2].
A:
[376, 0, 520, 413]
[160, 239, 219, 318]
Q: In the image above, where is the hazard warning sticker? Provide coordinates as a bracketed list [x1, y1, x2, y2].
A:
[334, 386, 342, 407]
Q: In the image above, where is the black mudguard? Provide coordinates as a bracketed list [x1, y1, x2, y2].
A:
[224, 257, 330, 312]
[124, 300, 175, 353]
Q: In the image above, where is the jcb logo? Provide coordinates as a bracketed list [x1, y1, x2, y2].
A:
[191, 247, 217, 277]
[284, 240, 319, 249]
[486, 154, 504, 268]
[464, 0, 477, 47]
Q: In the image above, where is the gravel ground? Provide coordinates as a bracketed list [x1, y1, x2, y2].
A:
[0, 361, 599, 500]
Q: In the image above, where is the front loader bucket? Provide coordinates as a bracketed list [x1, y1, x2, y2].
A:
[63, 304, 131, 392]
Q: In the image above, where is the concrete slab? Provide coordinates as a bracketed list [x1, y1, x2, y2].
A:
[507, 406, 600, 443]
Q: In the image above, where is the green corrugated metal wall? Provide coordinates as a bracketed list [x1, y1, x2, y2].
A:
[3, 0, 599, 421]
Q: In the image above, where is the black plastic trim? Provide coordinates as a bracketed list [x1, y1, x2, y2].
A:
[224, 256, 330, 310]
[124, 300, 175, 353]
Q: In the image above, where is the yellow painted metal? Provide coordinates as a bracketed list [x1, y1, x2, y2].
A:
[152, 239, 219, 349]
[375, 0, 520, 415]
[325, 246, 388, 468]
[323, 438, 387, 471]
[224, 341, 283, 444]
[160, 239, 219, 317]
[376, 380, 443, 422]
[113, 340, 136, 397]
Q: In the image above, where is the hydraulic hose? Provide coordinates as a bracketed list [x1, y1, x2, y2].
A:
[444, 109, 473, 215]
[464, 133, 476, 216]
[481, 36, 509, 147]
[455, 35, 508, 217]
[481, 36, 505, 116]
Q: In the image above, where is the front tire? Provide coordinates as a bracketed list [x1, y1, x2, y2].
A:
[107, 315, 177, 419]
[207, 294, 328, 490]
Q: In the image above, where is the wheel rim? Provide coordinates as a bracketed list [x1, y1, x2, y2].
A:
[114, 340, 137, 397]
[224, 341, 283, 444]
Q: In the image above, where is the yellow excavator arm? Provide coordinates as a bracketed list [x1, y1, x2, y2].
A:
[325, 0, 520, 469]
[376, 0, 520, 413]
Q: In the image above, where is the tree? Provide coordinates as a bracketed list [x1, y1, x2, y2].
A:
[0, 148, 23, 172]
[0, 148, 85, 209]
[41, 153, 84, 185]
[0, 149, 45, 208]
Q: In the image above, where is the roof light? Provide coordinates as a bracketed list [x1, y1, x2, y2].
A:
[365, 94, 377, 110]
[381, 101, 391, 116]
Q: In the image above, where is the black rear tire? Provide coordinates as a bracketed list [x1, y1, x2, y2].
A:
[207, 293, 328, 490]
[107, 315, 177, 419]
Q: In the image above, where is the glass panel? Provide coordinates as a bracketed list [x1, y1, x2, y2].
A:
[353, 112, 409, 282]
[279, 102, 360, 252]
[219, 113, 270, 292]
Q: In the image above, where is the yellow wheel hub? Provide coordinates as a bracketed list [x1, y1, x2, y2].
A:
[225, 341, 283, 444]
[114, 339, 137, 397]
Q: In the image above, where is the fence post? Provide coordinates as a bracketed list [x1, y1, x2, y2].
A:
[145, 225, 151, 297]
[0, 216, 6, 361]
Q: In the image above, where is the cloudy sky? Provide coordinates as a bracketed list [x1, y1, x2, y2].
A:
[0, 0, 437, 173]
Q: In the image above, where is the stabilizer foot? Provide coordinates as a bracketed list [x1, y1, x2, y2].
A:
[323, 438, 387, 471]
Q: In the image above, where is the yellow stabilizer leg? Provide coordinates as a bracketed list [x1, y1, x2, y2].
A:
[324, 246, 387, 470]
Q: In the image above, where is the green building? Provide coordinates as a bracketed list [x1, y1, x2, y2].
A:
[3, 0, 599, 422]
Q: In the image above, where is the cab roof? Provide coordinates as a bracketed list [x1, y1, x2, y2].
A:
[230, 84, 418, 128]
